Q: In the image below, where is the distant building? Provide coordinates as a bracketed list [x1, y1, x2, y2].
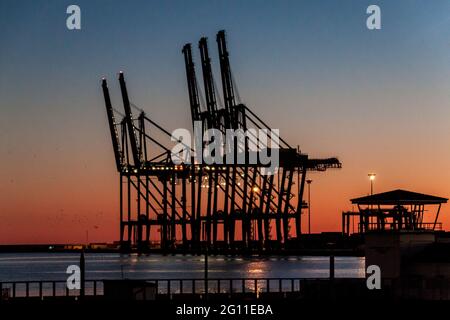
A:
[344, 189, 450, 300]
[342, 189, 447, 235]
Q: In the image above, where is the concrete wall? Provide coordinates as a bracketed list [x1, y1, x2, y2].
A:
[365, 232, 435, 279]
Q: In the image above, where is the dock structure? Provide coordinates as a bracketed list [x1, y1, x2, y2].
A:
[101, 30, 341, 253]
[342, 189, 447, 235]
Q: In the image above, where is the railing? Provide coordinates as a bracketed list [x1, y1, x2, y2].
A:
[364, 222, 442, 231]
[0, 277, 320, 300]
[148, 278, 304, 295]
[5, 277, 449, 301]
[0, 280, 102, 299]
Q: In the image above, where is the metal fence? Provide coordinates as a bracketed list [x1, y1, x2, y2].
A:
[3, 277, 449, 301]
[0, 280, 102, 299]
[0, 277, 311, 300]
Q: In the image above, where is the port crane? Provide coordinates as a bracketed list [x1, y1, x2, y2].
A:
[102, 30, 341, 253]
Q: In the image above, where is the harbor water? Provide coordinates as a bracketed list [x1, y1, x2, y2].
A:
[0, 253, 365, 282]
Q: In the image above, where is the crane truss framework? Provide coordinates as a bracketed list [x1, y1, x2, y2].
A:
[102, 30, 341, 252]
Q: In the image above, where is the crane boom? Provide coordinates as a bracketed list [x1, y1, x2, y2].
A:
[118, 72, 141, 168]
[182, 43, 202, 127]
[102, 78, 123, 171]
[198, 37, 218, 127]
[216, 30, 236, 114]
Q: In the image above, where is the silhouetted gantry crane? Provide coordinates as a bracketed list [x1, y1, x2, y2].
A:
[101, 30, 341, 253]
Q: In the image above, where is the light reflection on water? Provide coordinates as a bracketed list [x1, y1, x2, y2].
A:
[0, 253, 365, 282]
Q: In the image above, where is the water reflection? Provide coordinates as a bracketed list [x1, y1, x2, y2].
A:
[246, 261, 267, 276]
[0, 253, 365, 282]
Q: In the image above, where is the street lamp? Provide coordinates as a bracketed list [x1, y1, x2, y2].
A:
[306, 179, 312, 234]
[368, 173, 376, 195]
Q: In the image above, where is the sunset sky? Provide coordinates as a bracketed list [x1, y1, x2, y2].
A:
[1, 0, 450, 244]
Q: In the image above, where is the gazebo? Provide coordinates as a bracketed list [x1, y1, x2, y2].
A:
[342, 189, 447, 235]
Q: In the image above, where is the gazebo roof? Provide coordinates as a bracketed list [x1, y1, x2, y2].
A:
[351, 189, 447, 205]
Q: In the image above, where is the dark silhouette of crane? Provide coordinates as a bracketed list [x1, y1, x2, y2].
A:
[101, 30, 341, 253]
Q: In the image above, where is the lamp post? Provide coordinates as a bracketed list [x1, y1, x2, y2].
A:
[368, 173, 376, 212]
[368, 173, 376, 195]
[306, 179, 312, 234]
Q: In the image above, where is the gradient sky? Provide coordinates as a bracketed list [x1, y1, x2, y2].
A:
[1, 0, 450, 244]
